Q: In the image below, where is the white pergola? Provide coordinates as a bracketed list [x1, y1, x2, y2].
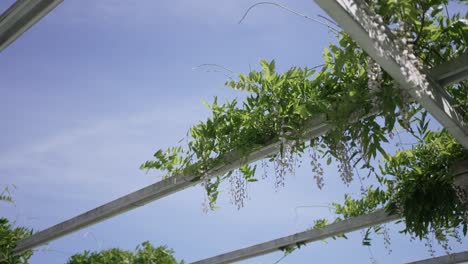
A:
[2, 0, 468, 263]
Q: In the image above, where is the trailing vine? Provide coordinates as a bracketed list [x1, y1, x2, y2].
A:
[143, 0, 466, 208]
[141, 0, 468, 255]
[328, 128, 468, 250]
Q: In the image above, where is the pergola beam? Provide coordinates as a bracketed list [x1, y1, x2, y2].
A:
[430, 52, 468, 87]
[314, 0, 468, 149]
[0, 0, 63, 52]
[191, 161, 468, 264]
[13, 52, 468, 254]
[191, 210, 399, 264]
[12, 115, 331, 254]
[406, 251, 468, 264]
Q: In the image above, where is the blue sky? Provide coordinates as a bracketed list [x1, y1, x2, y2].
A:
[0, 1, 467, 263]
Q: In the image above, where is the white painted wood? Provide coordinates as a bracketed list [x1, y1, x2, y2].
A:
[191, 210, 399, 264]
[191, 163, 468, 264]
[12, 115, 331, 254]
[314, 0, 468, 149]
[405, 251, 468, 264]
[0, 0, 63, 52]
[430, 52, 468, 87]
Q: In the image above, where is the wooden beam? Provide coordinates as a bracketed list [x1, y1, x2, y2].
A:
[12, 115, 331, 254]
[191, 161, 468, 264]
[12, 55, 467, 254]
[314, 0, 468, 149]
[405, 251, 468, 264]
[191, 210, 399, 264]
[0, 0, 63, 52]
[429, 52, 468, 87]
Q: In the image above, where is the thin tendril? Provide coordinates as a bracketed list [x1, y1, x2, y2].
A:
[273, 253, 288, 264]
[239, 2, 340, 34]
[192, 64, 235, 73]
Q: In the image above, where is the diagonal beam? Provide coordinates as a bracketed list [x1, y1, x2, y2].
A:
[11, 52, 466, 255]
[0, 0, 63, 52]
[405, 251, 468, 264]
[191, 161, 468, 264]
[191, 210, 399, 264]
[429, 52, 468, 87]
[12, 115, 331, 254]
[314, 0, 468, 149]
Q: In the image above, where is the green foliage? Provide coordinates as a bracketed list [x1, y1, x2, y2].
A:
[383, 130, 468, 239]
[0, 186, 14, 204]
[139, 0, 468, 254]
[142, 0, 468, 211]
[333, 188, 388, 219]
[278, 241, 307, 256]
[67, 242, 183, 264]
[0, 218, 33, 264]
[142, 39, 402, 207]
[311, 219, 348, 240]
[0, 191, 33, 264]
[329, 130, 468, 246]
[1, 192, 182, 264]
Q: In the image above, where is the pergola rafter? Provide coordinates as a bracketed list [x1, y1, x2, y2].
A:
[191, 209, 399, 264]
[13, 115, 331, 254]
[406, 251, 468, 264]
[190, 162, 468, 264]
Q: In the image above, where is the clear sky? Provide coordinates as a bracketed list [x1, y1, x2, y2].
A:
[0, 1, 466, 263]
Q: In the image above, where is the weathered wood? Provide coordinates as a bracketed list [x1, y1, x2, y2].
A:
[405, 251, 468, 264]
[0, 0, 63, 52]
[314, 0, 468, 149]
[191, 210, 399, 264]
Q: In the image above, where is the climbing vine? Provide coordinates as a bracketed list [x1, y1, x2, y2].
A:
[142, 0, 467, 212]
[326, 128, 468, 251]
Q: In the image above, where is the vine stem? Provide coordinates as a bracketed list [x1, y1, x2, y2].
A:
[192, 63, 235, 73]
[272, 253, 288, 264]
[317, 14, 339, 27]
[238, 2, 340, 34]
